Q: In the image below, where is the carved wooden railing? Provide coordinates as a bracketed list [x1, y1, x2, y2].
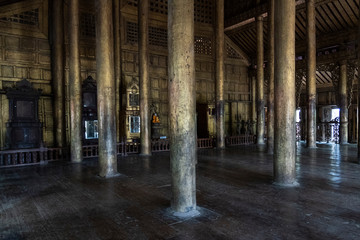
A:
[151, 139, 170, 152]
[225, 135, 256, 146]
[83, 144, 98, 158]
[197, 138, 215, 149]
[296, 123, 301, 142]
[1, 135, 256, 167]
[0, 147, 65, 168]
[83, 141, 140, 158]
[317, 121, 340, 144]
[124, 141, 140, 155]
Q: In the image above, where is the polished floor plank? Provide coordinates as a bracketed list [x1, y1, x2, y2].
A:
[0, 143, 360, 239]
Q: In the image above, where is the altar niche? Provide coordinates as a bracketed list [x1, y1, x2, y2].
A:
[5, 79, 43, 149]
[82, 76, 98, 145]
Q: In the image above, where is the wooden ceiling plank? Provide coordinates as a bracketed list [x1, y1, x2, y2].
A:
[316, 6, 337, 33]
[328, 2, 349, 29]
[332, 0, 354, 26]
[322, 4, 343, 31]
[317, 71, 329, 84]
[339, 0, 358, 26]
[234, 33, 253, 56]
[234, 35, 252, 55]
[296, 13, 307, 38]
[323, 71, 334, 84]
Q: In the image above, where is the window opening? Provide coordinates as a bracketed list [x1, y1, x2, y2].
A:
[130, 116, 140, 133]
[85, 120, 98, 139]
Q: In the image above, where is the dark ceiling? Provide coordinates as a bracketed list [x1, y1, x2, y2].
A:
[0, 0, 357, 86]
[224, 0, 359, 86]
[0, 0, 22, 7]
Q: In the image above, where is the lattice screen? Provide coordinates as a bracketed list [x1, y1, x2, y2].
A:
[194, 36, 212, 55]
[126, 21, 138, 44]
[194, 0, 213, 24]
[126, 21, 168, 48]
[0, 8, 39, 26]
[149, 26, 167, 47]
[126, 21, 213, 54]
[80, 13, 96, 38]
[226, 44, 242, 59]
[150, 0, 168, 15]
[127, 0, 138, 7]
[127, 0, 213, 24]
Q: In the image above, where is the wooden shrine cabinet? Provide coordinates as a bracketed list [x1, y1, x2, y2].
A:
[5, 79, 43, 149]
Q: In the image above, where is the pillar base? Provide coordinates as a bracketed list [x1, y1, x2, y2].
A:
[171, 208, 200, 218]
[98, 172, 122, 179]
[140, 153, 152, 157]
[273, 181, 299, 188]
[257, 143, 266, 152]
[267, 149, 274, 155]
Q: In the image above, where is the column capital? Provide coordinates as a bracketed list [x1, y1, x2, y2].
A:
[256, 15, 263, 22]
[339, 59, 348, 66]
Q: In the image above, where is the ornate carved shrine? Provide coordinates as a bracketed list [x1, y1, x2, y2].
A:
[5, 79, 43, 149]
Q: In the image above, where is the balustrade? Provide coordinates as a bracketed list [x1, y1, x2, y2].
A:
[0, 147, 64, 168]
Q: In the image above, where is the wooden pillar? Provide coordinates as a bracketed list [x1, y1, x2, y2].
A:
[339, 61, 348, 144]
[168, 0, 198, 216]
[113, 0, 121, 142]
[251, 73, 256, 135]
[267, 0, 275, 154]
[216, 0, 225, 149]
[358, 5, 360, 160]
[306, 0, 317, 148]
[139, 0, 151, 155]
[51, 0, 65, 148]
[274, 0, 297, 186]
[95, 0, 119, 178]
[69, 0, 83, 163]
[256, 15, 265, 145]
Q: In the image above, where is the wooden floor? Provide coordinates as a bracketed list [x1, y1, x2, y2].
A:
[1, 143, 360, 240]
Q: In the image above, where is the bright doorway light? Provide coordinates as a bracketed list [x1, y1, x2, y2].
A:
[296, 109, 301, 122]
[331, 108, 340, 120]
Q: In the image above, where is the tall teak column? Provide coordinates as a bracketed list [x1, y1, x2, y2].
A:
[251, 73, 256, 135]
[267, 0, 275, 154]
[69, 0, 83, 163]
[256, 15, 265, 145]
[306, 0, 317, 148]
[216, 0, 225, 149]
[51, 0, 65, 148]
[114, 0, 121, 142]
[95, 0, 119, 178]
[168, 0, 198, 216]
[358, 5, 360, 160]
[139, 0, 151, 155]
[274, 0, 297, 186]
[339, 61, 348, 144]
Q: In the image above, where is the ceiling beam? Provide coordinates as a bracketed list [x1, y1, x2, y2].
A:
[296, 27, 358, 54]
[225, 0, 338, 32]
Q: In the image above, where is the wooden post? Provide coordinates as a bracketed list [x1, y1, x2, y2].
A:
[306, 0, 317, 148]
[274, 0, 298, 186]
[69, 0, 83, 163]
[168, 0, 199, 216]
[339, 61, 348, 144]
[267, 0, 275, 154]
[216, 0, 225, 149]
[51, 0, 65, 148]
[95, 0, 119, 177]
[256, 15, 265, 145]
[139, 0, 151, 155]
